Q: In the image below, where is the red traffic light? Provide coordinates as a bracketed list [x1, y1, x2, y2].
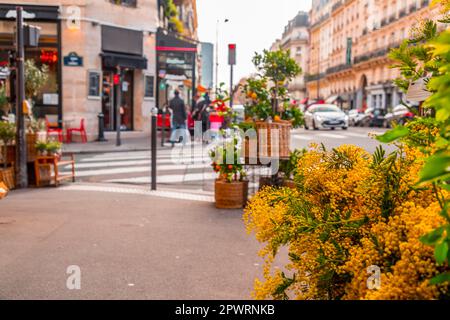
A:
[228, 44, 236, 50]
[113, 74, 120, 85]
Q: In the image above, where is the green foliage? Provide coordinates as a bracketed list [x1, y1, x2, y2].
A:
[0, 85, 8, 115]
[381, 6, 450, 283]
[279, 149, 305, 180]
[242, 49, 303, 123]
[25, 59, 49, 100]
[0, 121, 15, 169]
[209, 133, 246, 183]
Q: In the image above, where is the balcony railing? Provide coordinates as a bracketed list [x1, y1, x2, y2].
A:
[110, 0, 137, 7]
[380, 18, 387, 27]
[326, 63, 352, 75]
[305, 73, 326, 82]
[332, 1, 343, 13]
[353, 42, 402, 64]
[421, 0, 430, 7]
[409, 3, 417, 13]
[389, 14, 396, 23]
[399, 9, 407, 18]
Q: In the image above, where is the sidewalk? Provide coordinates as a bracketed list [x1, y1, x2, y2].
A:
[0, 184, 274, 300]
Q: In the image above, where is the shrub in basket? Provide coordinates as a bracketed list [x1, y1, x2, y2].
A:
[210, 135, 248, 209]
[0, 121, 16, 189]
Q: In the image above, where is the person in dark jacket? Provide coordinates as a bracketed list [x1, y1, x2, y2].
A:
[168, 90, 187, 147]
[194, 92, 211, 134]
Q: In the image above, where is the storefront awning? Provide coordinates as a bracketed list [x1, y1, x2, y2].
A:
[156, 29, 197, 53]
[101, 52, 147, 70]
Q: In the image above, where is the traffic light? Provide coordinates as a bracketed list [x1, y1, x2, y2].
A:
[228, 44, 236, 66]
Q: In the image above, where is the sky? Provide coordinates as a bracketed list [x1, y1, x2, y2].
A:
[197, 0, 312, 89]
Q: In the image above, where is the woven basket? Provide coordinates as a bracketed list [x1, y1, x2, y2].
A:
[215, 179, 249, 209]
[0, 167, 15, 190]
[26, 133, 38, 162]
[255, 120, 291, 158]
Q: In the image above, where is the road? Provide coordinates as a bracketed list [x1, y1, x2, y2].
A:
[61, 127, 391, 195]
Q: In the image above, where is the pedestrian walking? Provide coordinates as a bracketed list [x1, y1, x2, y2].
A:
[194, 91, 212, 134]
[168, 90, 188, 147]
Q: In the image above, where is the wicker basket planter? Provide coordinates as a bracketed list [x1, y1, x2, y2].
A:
[26, 133, 38, 162]
[255, 120, 292, 158]
[0, 167, 15, 190]
[215, 179, 249, 209]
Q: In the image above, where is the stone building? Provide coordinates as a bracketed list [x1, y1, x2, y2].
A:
[0, 0, 198, 140]
[271, 11, 309, 101]
[306, 0, 440, 111]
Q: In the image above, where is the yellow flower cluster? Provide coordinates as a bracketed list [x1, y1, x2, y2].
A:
[244, 143, 450, 300]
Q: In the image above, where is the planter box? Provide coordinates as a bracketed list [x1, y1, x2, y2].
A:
[255, 120, 291, 159]
[0, 167, 15, 190]
[215, 179, 249, 209]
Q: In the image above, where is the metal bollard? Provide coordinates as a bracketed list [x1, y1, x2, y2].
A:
[151, 108, 158, 190]
[97, 113, 107, 142]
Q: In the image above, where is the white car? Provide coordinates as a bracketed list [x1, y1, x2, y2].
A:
[304, 104, 349, 130]
[347, 109, 365, 126]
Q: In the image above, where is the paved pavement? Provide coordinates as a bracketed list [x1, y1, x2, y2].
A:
[0, 186, 278, 300]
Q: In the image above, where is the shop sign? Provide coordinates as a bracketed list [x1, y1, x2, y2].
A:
[63, 52, 83, 67]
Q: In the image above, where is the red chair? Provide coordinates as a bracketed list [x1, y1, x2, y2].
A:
[46, 116, 63, 143]
[67, 119, 87, 143]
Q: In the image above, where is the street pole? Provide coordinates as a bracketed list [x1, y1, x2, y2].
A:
[115, 68, 122, 147]
[230, 64, 234, 108]
[215, 19, 219, 93]
[151, 109, 157, 191]
[15, 6, 27, 188]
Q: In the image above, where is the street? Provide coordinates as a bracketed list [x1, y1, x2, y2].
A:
[61, 127, 390, 195]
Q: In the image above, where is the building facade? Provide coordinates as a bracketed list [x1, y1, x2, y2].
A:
[306, 0, 439, 111]
[0, 0, 161, 139]
[156, 0, 199, 112]
[199, 42, 213, 90]
[271, 11, 310, 101]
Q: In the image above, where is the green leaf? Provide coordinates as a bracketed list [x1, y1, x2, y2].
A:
[434, 241, 449, 265]
[430, 272, 450, 285]
[420, 227, 444, 245]
[376, 126, 410, 143]
[419, 155, 450, 183]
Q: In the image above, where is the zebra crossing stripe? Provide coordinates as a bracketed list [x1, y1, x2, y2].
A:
[106, 172, 217, 184]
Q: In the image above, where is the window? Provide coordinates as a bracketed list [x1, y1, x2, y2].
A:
[88, 71, 101, 98]
[144, 75, 155, 98]
[110, 0, 137, 7]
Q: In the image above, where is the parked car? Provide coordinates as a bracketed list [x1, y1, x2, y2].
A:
[383, 105, 415, 128]
[359, 108, 386, 128]
[304, 104, 349, 130]
[347, 109, 365, 126]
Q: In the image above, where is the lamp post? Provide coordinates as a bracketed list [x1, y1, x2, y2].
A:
[215, 18, 229, 92]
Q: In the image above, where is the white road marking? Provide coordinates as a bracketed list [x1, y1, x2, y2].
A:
[59, 184, 214, 202]
[292, 135, 314, 141]
[72, 158, 210, 169]
[65, 164, 211, 177]
[317, 133, 347, 139]
[106, 172, 217, 184]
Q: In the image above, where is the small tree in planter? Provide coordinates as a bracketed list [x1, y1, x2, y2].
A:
[0, 121, 16, 189]
[210, 134, 248, 209]
[25, 59, 49, 119]
[242, 49, 303, 159]
[0, 84, 10, 118]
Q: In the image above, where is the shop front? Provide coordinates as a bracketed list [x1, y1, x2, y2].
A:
[100, 26, 147, 132]
[0, 4, 61, 123]
[156, 29, 197, 111]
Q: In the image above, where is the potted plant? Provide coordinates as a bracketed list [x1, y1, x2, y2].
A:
[0, 84, 10, 118]
[46, 141, 62, 158]
[242, 49, 302, 158]
[36, 141, 48, 156]
[27, 118, 48, 162]
[210, 135, 248, 209]
[0, 121, 16, 189]
[25, 59, 49, 118]
[279, 149, 305, 189]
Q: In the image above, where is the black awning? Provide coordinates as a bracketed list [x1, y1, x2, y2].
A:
[101, 52, 147, 70]
[0, 4, 59, 21]
[156, 28, 197, 52]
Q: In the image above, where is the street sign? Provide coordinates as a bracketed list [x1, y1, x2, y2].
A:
[63, 52, 83, 67]
[23, 24, 40, 47]
[228, 43, 236, 66]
